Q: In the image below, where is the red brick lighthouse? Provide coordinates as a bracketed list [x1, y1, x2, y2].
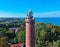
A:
[25, 9, 35, 47]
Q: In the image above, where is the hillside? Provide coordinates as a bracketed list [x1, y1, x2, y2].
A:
[0, 22, 60, 47]
[0, 18, 25, 28]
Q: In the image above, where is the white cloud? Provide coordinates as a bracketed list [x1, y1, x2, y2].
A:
[0, 11, 60, 18]
[34, 11, 60, 17]
[0, 11, 26, 18]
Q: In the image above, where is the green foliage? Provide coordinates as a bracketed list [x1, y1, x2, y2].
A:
[35, 22, 60, 47]
[0, 28, 7, 37]
[16, 27, 25, 43]
[0, 22, 60, 47]
[0, 37, 8, 47]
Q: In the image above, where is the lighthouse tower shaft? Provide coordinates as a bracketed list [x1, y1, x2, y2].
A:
[25, 10, 35, 47]
[25, 16, 35, 47]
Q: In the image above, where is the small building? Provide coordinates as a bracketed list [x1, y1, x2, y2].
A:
[10, 43, 24, 47]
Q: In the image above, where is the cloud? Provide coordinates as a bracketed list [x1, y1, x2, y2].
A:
[0, 11, 60, 18]
[34, 11, 60, 17]
[0, 11, 26, 18]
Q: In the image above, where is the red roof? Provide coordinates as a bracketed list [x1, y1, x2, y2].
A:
[10, 43, 24, 47]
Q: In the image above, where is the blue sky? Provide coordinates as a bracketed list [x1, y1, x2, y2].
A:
[0, 0, 60, 17]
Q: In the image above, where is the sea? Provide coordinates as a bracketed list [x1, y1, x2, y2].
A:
[0, 17, 60, 26]
[35, 17, 60, 26]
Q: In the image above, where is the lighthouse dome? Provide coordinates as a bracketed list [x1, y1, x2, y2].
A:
[27, 9, 33, 16]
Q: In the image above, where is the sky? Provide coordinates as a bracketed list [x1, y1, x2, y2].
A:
[0, 0, 60, 17]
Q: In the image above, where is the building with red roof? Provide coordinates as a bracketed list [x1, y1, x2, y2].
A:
[10, 43, 24, 47]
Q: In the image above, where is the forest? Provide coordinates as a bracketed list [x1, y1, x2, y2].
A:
[0, 18, 60, 47]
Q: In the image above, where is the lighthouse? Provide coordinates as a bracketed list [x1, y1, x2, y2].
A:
[25, 9, 35, 47]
